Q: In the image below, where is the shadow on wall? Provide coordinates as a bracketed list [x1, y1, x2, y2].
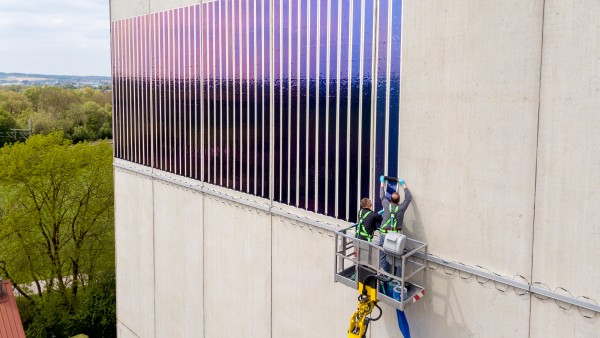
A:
[394, 197, 473, 337]
[384, 272, 474, 338]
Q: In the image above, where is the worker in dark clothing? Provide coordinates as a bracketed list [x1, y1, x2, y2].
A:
[355, 198, 383, 242]
[379, 176, 412, 274]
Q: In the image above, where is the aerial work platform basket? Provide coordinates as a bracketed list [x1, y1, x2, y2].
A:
[334, 226, 428, 311]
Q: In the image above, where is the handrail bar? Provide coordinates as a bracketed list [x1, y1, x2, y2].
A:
[402, 243, 427, 259]
[403, 266, 426, 281]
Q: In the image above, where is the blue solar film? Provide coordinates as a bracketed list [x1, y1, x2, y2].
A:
[111, 0, 404, 222]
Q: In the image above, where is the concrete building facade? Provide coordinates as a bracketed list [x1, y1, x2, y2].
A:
[110, 0, 600, 337]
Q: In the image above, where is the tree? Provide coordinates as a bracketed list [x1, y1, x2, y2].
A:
[0, 90, 30, 116]
[0, 132, 114, 335]
[0, 108, 19, 148]
[23, 87, 42, 112]
[0, 86, 113, 143]
[0, 108, 18, 132]
[38, 86, 78, 117]
[16, 271, 116, 338]
[69, 101, 112, 143]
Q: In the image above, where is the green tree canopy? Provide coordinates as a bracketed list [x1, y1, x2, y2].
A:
[0, 132, 114, 304]
[0, 107, 18, 132]
[0, 86, 112, 143]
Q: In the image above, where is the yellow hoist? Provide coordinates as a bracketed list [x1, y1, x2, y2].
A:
[347, 266, 389, 338]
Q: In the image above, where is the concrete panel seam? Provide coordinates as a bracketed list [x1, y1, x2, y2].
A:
[118, 320, 141, 338]
[529, 0, 547, 336]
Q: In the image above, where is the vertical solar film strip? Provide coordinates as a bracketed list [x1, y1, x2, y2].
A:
[374, 0, 403, 211]
[111, 0, 403, 222]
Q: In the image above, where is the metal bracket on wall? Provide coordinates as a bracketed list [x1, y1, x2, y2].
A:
[529, 285, 599, 313]
[416, 253, 600, 314]
[416, 253, 531, 292]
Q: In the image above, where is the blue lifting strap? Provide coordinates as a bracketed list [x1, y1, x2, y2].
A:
[396, 310, 411, 338]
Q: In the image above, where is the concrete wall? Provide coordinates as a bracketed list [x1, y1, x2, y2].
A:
[203, 195, 272, 337]
[154, 181, 204, 337]
[114, 162, 599, 337]
[529, 0, 600, 336]
[110, 0, 202, 21]
[110, 0, 149, 21]
[113, 167, 383, 338]
[271, 216, 357, 338]
[400, 0, 542, 276]
[398, 0, 542, 336]
[115, 169, 155, 338]
[112, 0, 600, 337]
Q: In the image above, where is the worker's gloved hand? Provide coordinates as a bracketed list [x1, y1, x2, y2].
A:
[399, 179, 406, 186]
[380, 175, 385, 183]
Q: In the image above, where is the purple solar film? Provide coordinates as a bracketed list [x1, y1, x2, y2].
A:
[111, 0, 403, 222]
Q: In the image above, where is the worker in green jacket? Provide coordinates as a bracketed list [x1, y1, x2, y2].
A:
[355, 198, 383, 242]
[379, 176, 412, 274]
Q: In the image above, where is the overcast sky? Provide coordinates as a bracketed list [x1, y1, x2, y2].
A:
[0, 0, 110, 76]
